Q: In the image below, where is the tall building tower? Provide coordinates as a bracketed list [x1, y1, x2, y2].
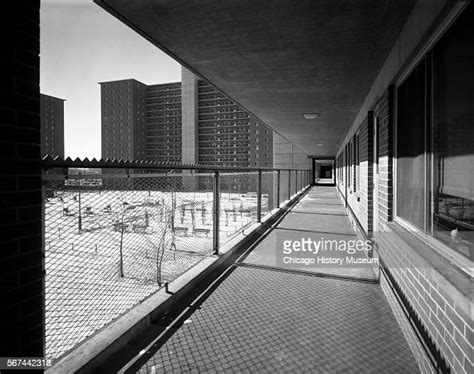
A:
[146, 82, 182, 162]
[40, 94, 65, 158]
[100, 79, 147, 160]
[100, 67, 273, 168]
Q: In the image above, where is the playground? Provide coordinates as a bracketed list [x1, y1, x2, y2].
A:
[43, 188, 268, 359]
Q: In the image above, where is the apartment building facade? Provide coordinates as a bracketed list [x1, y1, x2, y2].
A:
[100, 68, 273, 168]
[40, 93, 65, 158]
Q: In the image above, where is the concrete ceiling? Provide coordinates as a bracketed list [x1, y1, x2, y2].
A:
[95, 0, 415, 156]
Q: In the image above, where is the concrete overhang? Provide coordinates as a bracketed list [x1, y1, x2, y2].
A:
[94, 0, 416, 156]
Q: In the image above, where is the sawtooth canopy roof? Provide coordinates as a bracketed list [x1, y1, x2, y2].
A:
[95, 0, 416, 156]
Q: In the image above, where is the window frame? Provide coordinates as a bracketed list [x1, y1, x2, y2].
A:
[393, 2, 473, 274]
[354, 131, 360, 193]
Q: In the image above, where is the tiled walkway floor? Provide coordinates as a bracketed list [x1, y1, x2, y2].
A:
[134, 187, 419, 373]
[244, 187, 378, 281]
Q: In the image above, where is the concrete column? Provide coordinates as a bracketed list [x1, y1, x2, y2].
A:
[181, 68, 199, 190]
[181, 67, 198, 164]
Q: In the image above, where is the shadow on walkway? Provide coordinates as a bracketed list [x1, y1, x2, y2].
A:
[130, 187, 420, 373]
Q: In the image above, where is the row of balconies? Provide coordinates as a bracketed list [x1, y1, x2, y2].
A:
[146, 105, 181, 111]
[200, 150, 250, 156]
[198, 130, 248, 137]
[199, 134, 250, 140]
[198, 107, 243, 115]
[147, 84, 180, 92]
[199, 114, 250, 122]
[146, 91, 181, 98]
[146, 138, 181, 144]
[146, 146, 181, 151]
[146, 99, 181, 106]
[198, 140, 250, 147]
[199, 142, 250, 148]
[147, 112, 181, 118]
[198, 128, 249, 134]
[146, 118, 180, 124]
[199, 122, 250, 129]
[199, 157, 250, 162]
[146, 128, 181, 133]
[197, 85, 216, 93]
[146, 134, 181, 139]
[197, 94, 228, 101]
[198, 99, 234, 108]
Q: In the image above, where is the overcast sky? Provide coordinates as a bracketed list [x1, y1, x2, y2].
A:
[40, 0, 181, 158]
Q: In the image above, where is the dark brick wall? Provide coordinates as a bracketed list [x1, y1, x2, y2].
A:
[0, 0, 44, 359]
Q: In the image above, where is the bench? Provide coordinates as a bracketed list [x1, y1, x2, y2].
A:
[193, 228, 210, 237]
[174, 226, 189, 236]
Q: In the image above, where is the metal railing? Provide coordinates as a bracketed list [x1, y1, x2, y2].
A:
[41, 157, 310, 362]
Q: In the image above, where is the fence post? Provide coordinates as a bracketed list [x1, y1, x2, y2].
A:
[257, 170, 262, 222]
[295, 170, 298, 193]
[276, 170, 280, 208]
[213, 170, 220, 255]
[296, 170, 300, 192]
[288, 170, 291, 200]
[78, 189, 82, 231]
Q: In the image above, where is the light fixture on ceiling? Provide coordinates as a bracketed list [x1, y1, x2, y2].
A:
[303, 113, 320, 120]
[316, 143, 323, 147]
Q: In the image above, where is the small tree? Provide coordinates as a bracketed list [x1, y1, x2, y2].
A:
[117, 204, 135, 278]
[143, 205, 176, 285]
[144, 209, 149, 227]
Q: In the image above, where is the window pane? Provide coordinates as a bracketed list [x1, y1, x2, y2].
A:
[432, 5, 474, 260]
[397, 60, 426, 229]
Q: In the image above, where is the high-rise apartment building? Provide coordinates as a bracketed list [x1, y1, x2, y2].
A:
[40, 93, 65, 158]
[100, 79, 147, 160]
[100, 68, 273, 167]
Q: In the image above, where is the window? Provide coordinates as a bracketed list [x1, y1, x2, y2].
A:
[355, 132, 360, 192]
[397, 59, 426, 230]
[396, 4, 474, 262]
[348, 142, 352, 189]
[431, 6, 474, 260]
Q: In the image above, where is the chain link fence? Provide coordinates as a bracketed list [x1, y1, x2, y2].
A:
[44, 168, 215, 360]
[42, 163, 310, 362]
[219, 172, 258, 245]
[262, 171, 277, 214]
[279, 170, 290, 205]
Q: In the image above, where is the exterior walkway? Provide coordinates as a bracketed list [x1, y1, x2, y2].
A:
[131, 187, 419, 373]
[314, 177, 335, 185]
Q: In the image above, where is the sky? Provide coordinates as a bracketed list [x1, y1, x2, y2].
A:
[40, 0, 181, 159]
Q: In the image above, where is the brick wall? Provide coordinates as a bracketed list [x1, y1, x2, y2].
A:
[380, 272, 434, 373]
[374, 87, 472, 373]
[378, 226, 473, 374]
[372, 88, 393, 227]
[0, 0, 44, 358]
[336, 87, 473, 373]
[335, 117, 371, 236]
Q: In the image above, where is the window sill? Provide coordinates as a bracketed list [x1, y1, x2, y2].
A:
[385, 221, 472, 299]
